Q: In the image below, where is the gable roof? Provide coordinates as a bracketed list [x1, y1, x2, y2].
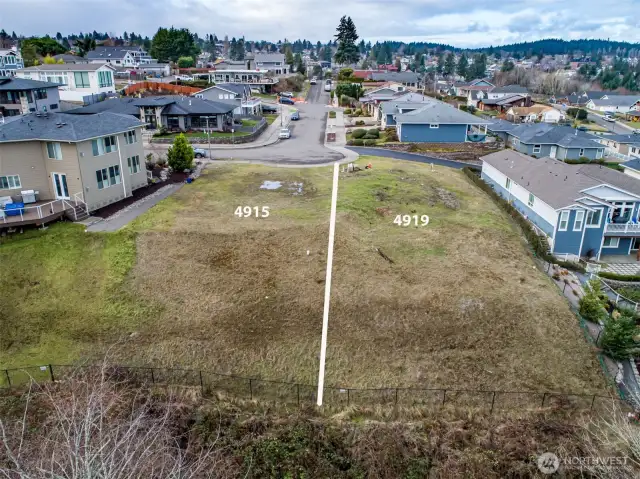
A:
[0, 112, 143, 143]
[19, 63, 115, 72]
[622, 159, 640, 172]
[490, 84, 529, 94]
[579, 163, 640, 198]
[254, 52, 285, 64]
[588, 95, 640, 108]
[506, 123, 602, 148]
[509, 105, 555, 115]
[87, 47, 132, 60]
[394, 100, 491, 125]
[381, 100, 434, 115]
[66, 97, 141, 115]
[66, 95, 236, 116]
[597, 134, 640, 144]
[369, 71, 420, 83]
[479, 94, 526, 106]
[0, 76, 61, 91]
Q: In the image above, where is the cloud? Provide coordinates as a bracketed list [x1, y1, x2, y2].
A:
[4, 0, 640, 48]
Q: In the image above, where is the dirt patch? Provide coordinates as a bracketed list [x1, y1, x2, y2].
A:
[434, 187, 460, 210]
[381, 143, 502, 163]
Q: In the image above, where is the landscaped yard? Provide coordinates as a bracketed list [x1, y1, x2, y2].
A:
[0, 158, 607, 396]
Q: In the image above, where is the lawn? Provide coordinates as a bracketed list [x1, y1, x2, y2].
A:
[241, 119, 259, 127]
[0, 158, 607, 396]
[263, 114, 278, 125]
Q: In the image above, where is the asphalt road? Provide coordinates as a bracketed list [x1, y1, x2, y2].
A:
[206, 84, 343, 164]
[553, 104, 635, 134]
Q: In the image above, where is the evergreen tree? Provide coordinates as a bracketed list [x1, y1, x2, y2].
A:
[600, 311, 640, 360]
[123, 31, 129, 42]
[358, 39, 366, 54]
[323, 43, 332, 63]
[285, 47, 294, 67]
[294, 53, 305, 75]
[456, 53, 468, 79]
[55, 32, 62, 41]
[443, 52, 456, 76]
[436, 53, 444, 74]
[11, 31, 17, 40]
[167, 134, 194, 172]
[150, 27, 199, 63]
[334, 15, 359, 65]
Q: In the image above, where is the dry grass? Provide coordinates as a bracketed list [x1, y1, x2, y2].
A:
[110, 158, 607, 395]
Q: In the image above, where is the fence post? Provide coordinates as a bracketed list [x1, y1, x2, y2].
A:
[541, 392, 547, 407]
[347, 389, 350, 406]
[4, 370, 11, 388]
[590, 394, 597, 412]
[442, 389, 447, 406]
[297, 384, 300, 407]
[490, 391, 496, 414]
[249, 379, 253, 400]
[48, 364, 55, 383]
[395, 388, 399, 405]
[150, 368, 155, 384]
[563, 283, 567, 293]
[199, 370, 204, 394]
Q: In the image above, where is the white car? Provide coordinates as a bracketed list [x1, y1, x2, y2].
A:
[279, 91, 294, 98]
[603, 114, 616, 122]
[310, 77, 317, 85]
[278, 128, 291, 139]
[175, 75, 193, 81]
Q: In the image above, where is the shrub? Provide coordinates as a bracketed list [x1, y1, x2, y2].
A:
[363, 134, 378, 140]
[344, 108, 352, 114]
[576, 109, 588, 120]
[347, 139, 364, 146]
[579, 280, 608, 323]
[600, 312, 640, 359]
[355, 120, 365, 126]
[599, 272, 640, 282]
[384, 127, 398, 142]
[177, 56, 194, 68]
[363, 139, 377, 146]
[166, 134, 194, 172]
[366, 129, 380, 138]
[354, 108, 363, 116]
[328, 111, 336, 119]
[351, 129, 367, 139]
[330, 91, 335, 99]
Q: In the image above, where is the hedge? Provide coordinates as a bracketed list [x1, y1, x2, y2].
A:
[351, 129, 366, 139]
[462, 168, 586, 273]
[328, 111, 336, 119]
[347, 139, 364, 146]
[363, 139, 377, 146]
[366, 128, 380, 138]
[599, 272, 640, 282]
[363, 134, 378, 140]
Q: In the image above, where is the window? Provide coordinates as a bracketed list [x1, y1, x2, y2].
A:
[612, 201, 634, 223]
[50, 103, 58, 110]
[559, 210, 570, 231]
[505, 177, 511, 189]
[527, 193, 535, 207]
[73, 71, 90, 88]
[98, 70, 113, 88]
[96, 168, 108, 190]
[34, 88, 48, 100]
[218, 94, 224, 99]
[46, 142, 62, 160]
[109, 165, 121, 185]
[574, 210, 585, 231]
[586, 209, 602, 227]
[92, 136, 117, 156]
[429, 124, 439, 129]
[579, 148, 585, 156]
[128, 155, 141, 174]
[603, 237, 620, 248]
[0, 175, 21, 190]
[533, 144, 541, 154]
[125, 130, 137, 144]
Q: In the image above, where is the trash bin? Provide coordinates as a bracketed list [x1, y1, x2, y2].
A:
[21, 190, 36, 204]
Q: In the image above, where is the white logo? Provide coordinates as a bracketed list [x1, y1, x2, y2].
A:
[538, 452, 560, 474]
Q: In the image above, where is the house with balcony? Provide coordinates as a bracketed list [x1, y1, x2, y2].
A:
[87, 46, 156, 67]
[394, 99, 491, 143]
[594, 134, 640, 160]
[193, 83, 261, 115]
[481, 150, 640, 262]
[586, 95, 640, 113]
[0, 48, 24, 77]
[0, 111, 147, 229]
[487, 122, 605, 160]
[0, 77, 61, 118]
[16, 64, 116, 103]
[250, 53, 289, 74]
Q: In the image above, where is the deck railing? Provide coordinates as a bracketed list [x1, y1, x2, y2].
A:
[604, 222, 640, 234]
[1, 199, 70, 224]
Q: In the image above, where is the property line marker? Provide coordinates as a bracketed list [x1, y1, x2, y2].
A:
[317, 161, 340, 406]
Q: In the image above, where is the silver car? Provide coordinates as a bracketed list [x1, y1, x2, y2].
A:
[193, 148, 207, 158]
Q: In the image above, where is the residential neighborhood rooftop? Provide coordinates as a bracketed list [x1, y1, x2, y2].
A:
[394, 100, 491, 124]
[588, 95, 640, 107]
[18, 63, 114, 72]
[67, 95, 237, 116]
[0, 76, 61, 90]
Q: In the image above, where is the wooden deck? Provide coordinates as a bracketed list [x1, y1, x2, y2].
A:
[0, 200, 72, 228]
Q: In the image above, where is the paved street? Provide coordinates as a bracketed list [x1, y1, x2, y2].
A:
[553, 104, 635, 134]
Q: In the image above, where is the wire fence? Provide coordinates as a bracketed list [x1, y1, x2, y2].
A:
[0, 364, 624, 414]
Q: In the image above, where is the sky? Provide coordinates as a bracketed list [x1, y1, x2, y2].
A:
[4, 0, 640, 48]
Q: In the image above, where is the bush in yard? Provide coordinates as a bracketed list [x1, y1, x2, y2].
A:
[385, 127, 398, 142]
[363, 134, 378, 140]
[351, 129, 367, 139]
[177, 56, 194, 68]
[363, 139, 377, 146]
[578, 280, 608, 323]
[328, 111, 336, 118]
[166, 134, 194, 172]
[367, 128, 380, 138]
[344, 108, 352, 114]
[600, 311, 640, 359]
[354, 108, 363, 116]
[347, 139, 364, 146]
[355, 120, 365, 126]
[576, 109, 588, 120]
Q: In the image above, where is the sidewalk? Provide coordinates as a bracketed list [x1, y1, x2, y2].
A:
[324, 109, 359, 163]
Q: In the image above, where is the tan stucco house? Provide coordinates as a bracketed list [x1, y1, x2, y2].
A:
[0, 111, 147, 219]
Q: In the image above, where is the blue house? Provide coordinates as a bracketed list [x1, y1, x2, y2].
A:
[481, 150, 640, 262]
[379, 101, 429, 128]
[487, 122, 605, 160]
[394, 101, 491, 143]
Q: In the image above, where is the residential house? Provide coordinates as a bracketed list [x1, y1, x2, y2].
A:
[467, 90, 487, 108]
[488, 122, 604, 159]
[16, 64, 116, 103]
[477, 93, 531, 112]
[625, 111, 640, 123]
[368, 72, 422, 88]
[200, 68, 278, 91]
[450, 79, 494, 97]
[360, 86, 431, 120]
[68, 96, 236, 132]
[394, 100, 491, 143]
[250, 53, 289, 74]
[622, 158, 640, 180]
[87, 46, 156, 68]
[380, 100, 433, 128]
[0, 77, 62, 117]
[481, 149, 640, 261]
[486, 85, 529, 99]
[193, 83, 261, 115]
[586, 95, 640, 113]
[595, 134, 640, 159]
[506, 105, 565, 123]
[0, 111, 146, 216]
[52, 54, 89, 64]
[0, 48, 24, 77]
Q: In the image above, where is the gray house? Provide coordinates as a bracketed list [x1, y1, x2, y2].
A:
[369, 71, 421, 88]
[194, 83, 261, 115]
[394, 100, 491, 143]
[0, 76, 61, 117]
[380, 100, 432, 128]
[489, 122, 605, 160]
[251, 53, 289, 74]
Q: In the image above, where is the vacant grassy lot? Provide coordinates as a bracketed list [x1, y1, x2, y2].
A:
[1, 158, 606, 395]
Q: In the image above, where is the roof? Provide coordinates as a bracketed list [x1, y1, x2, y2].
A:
[254, 53, 285, 63]
[162, 97, 236, 115]
[0, 112, 143, 143]
[588, 95, 640, 108]
[0, 76, 61, 91]
[479, 94, 526, 105]
[87, 47, 132, 60]
[66, 97, 141, 115]
[204, 82, 249, 97]
[506, 123, 602, 148]
[480, 150, 640, 209]
[52, 54, 89, 63]
[509, 105, 555, 115]
[469, 90, 486, 100]
[381, 100, 434, 115]
[487, 119, 518, 132]
[566, 93, 589, 105]
[369, 72, 420, 83]
[622, 159, 640, 172]
[394, 100, 491, 125]
[491, 85, 529, 94]
[628, 111, 640, 117]
[67, 95, 236, 116]
[19, 64, 114, 72]
[597, 134, 640, 144]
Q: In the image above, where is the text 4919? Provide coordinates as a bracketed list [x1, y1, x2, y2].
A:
[393, 214, 429, 227]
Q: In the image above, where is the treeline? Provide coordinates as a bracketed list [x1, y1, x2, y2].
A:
[470, 39, 640, 57]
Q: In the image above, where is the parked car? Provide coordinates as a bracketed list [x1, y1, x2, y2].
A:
[262, 104, 278, 113]
[279, 128, 291, 139]
[290, 110, 300, 120]
[603, 114, 616, 123]
[310, 77, 317, 85]
[577, 125, 588, 132]
[193, 148, 207, 158]
[279, 97, 295, 105]
[633, 129, 640, 135]
[279, 91, 294, 98]
[175, 75, 193, 81]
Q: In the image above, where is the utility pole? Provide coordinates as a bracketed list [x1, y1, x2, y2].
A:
[205, 116, 211, 159]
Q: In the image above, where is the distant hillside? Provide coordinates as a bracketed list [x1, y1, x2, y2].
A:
[468, 39, 640, 56]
